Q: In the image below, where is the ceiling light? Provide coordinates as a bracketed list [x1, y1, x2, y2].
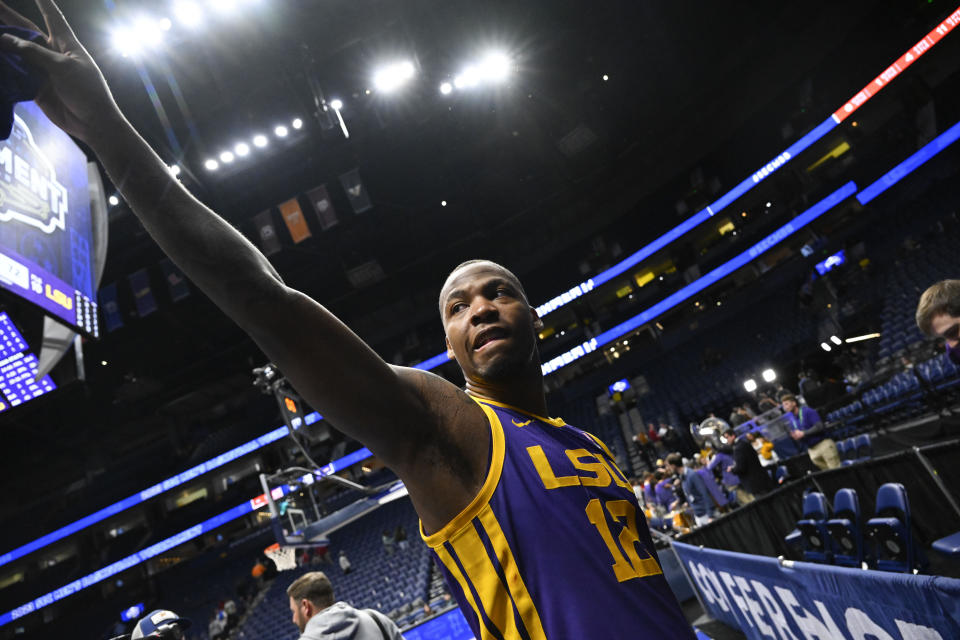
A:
[372, 60, 416, 93]
[174, 2, 203, 27]
[292, 118, 303, 130]
[454, 66, 479, 90]
[211, 0, 236, 12]
[762, 369, 776, 382]
[830, 335, 842, 345]
[329, 99, 343, 110]
[274, 125, 288, 138]
[441, 200, 447, 207]
[204, 158, 219, 171]
[234, 142, 250, 157]
[133, 18, 164, 48]
[845, 333, 881, 343]
[476, 51, 511, 83]
[252, 134, 268, 148]
[219, 151, 234, 163]
[766, 201, 772, 208]
[820, 342, 832, 352]
[169, 164, 181, 177]
[108, 195, 119, 206]
[744, 379, 757, 393]
[439, 81, 453, 95]
[111, 27, 141, 57]
[602, 74, 609, 81]
[101, 360, 108, 366]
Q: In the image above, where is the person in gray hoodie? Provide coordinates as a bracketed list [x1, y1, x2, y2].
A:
[287, 571, 404, 640]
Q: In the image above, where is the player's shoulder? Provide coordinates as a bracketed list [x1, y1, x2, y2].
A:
[391, 365, 488, 431]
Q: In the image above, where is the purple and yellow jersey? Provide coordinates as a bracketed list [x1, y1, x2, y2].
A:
[420, 398, 694, 639]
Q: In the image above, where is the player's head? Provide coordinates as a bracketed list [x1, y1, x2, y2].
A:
[287, 571, 335, 633]
[780, 394, 798, 414]
[916, 280, 960, 358]
[131, 610, 191, 640]
[439, 260, 542, 382]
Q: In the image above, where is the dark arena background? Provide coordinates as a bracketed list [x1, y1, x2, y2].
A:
[0, 0, 959, 638]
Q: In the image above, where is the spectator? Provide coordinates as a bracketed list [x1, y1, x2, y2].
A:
[132, 610, 191, 640]
[729, 407, 747, 427]
[666, 454, 714, 526]
[694, 458, 728, 512]
[916, 279, 960, 364]
[721, 429, 773, 504]
[632, 430, 654, 469]
[338, 551, 352, 574]
[381, 529, 396, 555]
[757, 394, 778, 413]
[707, 446, 739, 496]
[287, 571, 402, 640]
[740, 402, 756, 418]
[654, 470, 680, 511]
[395, 525, 409, 551]
[782, 394, 840, 470]
[641, 472, 658, 512]
[647, 422, 664, 455]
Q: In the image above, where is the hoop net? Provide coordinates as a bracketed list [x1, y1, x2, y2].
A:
[265, 542, 298, 572]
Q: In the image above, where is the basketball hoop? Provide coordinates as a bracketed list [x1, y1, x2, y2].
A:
[264, 542, 298, 571]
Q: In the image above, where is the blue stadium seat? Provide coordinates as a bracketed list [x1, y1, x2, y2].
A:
[826, 489, 863, 568]
[932, 531, 960, 557]
[865, 483, 925, 573]
[797, 492, 832, 563]
[854, 433, 871, 461]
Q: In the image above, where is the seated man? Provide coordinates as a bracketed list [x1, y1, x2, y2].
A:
[782, 394, 839, 470]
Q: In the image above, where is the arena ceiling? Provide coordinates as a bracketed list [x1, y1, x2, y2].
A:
[0, 0, 953, 516]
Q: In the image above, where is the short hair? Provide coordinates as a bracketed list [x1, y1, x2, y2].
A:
[438, 259, 530, 318]
[916, 279, 960, 335]
[287, 571, 334, 608]
[780, 394, 797, 404]
[665, 453, 683, 468]
[722, 428, 736, 438]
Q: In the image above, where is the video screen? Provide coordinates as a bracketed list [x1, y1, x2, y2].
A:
[0, 102, 99, 337]
[0, 311, 56, 410]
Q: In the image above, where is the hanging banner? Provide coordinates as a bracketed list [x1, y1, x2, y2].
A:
[339, 168, 372, 214]
[672, 541, 960, 640]
[127, 269, 156, 318]
[253, 210, 281, 256]
[306, 185, 338, 230]
[98, 282, 123, 332]
[159, 258, 190, 302]
[279, 198, 312, 244]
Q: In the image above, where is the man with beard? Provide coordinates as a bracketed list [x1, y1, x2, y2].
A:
[287, 572, 402, 640]
[0, 2, 693, 637]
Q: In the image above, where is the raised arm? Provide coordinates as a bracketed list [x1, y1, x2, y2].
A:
[0, 1, 488, 529]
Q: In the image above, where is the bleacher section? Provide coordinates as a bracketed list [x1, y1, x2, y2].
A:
[235, 498, 431, 640]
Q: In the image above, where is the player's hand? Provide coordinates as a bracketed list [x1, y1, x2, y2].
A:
[0, 0, 123, 143]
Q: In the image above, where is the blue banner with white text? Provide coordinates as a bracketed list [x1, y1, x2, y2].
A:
[673, 541, 960, 640]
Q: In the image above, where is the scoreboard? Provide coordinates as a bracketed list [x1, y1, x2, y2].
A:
[0, 311, 56, 410]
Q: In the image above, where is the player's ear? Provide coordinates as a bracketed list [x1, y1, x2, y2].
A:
[445, 335, 455, 359]
[530, 307, 543, 331]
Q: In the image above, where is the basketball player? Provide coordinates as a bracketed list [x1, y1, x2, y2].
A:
[0, 3, 694, 636]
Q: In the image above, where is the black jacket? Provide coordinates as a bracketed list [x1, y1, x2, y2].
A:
[730, 437, 774, 496]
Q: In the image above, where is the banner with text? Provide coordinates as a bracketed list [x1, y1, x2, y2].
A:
[673, 541, 960, 640]
[279, 198, 312, 244]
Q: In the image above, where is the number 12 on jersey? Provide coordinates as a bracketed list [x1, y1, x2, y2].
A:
[585, 498, 662, 582]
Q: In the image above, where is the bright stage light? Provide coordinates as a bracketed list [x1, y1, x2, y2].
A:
[274, 125, 288, 138]
[762, 369, 776, 383]
[204, 159, 219, 171]
[133, 18, 164, 48]
[439, 81, 453, 95]
[169, 164, 181, 177]
[108, 195, 120, 206]
[111, 28, 140, 57]
[329, 99, 343, 111]
[211, 0, 236, 12]
[441, 200, 448, 207]
[744, 379, 757, 393]
[820, 342, 832, 352]
[477, 51, 511, 83]
[252, 134, 268, 148]
[602, 74, 609, 81]
[292, 118, 303, 130]
[219, 151, 234, 163]
[159, 17, 173, 31]
[174, 2, 203, 27]
[454, 66, 479, 90]
[830, 335, 842, 346]
[234, 142, 250, 157]
[372, 60, 416, 93]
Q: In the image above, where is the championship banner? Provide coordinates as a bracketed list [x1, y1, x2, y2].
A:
[127, 269, 156, 318]
[305, 185, 338, 230]
[339, 168, 372, 214]
[253, 210, 281, 256]
[672, 541, 960, 640]
[159, 258, 190, 302]
[98, 282, 123, 332]
[279, 198, 312, 244]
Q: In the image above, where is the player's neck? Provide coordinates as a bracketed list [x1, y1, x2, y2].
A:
[465, 366, 548, 417]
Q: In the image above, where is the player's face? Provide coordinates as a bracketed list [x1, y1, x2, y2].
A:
[441, 263, 541, 382]
[930, 312, 960, 348]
